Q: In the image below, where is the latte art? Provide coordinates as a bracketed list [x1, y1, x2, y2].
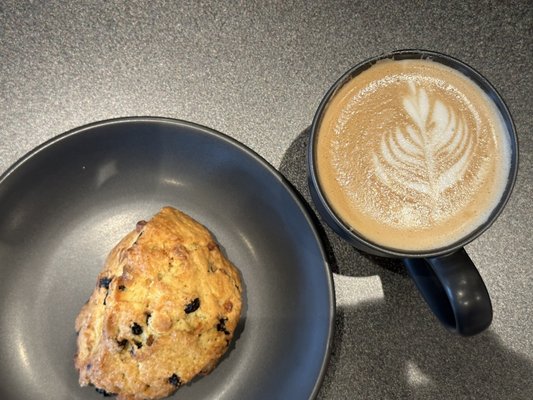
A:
[316, 59, 511, 251]
[372, 81, 479, 225]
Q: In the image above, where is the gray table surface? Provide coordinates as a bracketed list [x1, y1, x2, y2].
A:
[1, 1, 532, 399]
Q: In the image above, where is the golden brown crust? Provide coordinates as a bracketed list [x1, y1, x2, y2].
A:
[75, 207, 242, 400]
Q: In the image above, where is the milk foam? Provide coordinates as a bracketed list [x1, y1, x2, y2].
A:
[371, 81, 478, 224]
[316, 59, 511, 251]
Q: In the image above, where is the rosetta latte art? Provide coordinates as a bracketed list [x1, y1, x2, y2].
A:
[372, 82, 475, 220]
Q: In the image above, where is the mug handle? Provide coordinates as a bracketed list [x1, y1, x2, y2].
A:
[403, 248, 492, 336]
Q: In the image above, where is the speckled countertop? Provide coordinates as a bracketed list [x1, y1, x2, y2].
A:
[1, 1, 532, 399]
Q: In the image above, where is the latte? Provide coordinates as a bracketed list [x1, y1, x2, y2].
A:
[315, 58, 512, 251]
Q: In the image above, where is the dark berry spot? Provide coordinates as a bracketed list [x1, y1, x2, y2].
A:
[86, 363, 92, 370]
[100, 277, 112, 305]
[184, 298, 200, 314]
[99, 277, 112, 289]
[95, 387, 116, 397]
[131, 322, 143, 335]
[117, 339, 129, 349]
[217, 317, 230, 335]
[146, 334, 154, 346]
[136, 220, 147, 232]
[118, 285, 126, 291]
[168, 373, 182, 387]
[134, 340, 143, 349]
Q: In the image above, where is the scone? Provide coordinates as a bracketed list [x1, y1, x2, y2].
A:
[75, 206, 242, 400]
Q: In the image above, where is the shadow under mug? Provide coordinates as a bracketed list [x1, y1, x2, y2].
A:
[307, 49, 519, 336]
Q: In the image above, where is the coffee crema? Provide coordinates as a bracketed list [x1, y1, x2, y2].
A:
[315, 58, 511, 251]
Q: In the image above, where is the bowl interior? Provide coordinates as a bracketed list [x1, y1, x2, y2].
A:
[0, 118, 334, 400]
